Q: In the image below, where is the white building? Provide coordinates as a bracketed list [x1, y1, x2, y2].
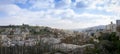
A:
[106, 22, 116, 32]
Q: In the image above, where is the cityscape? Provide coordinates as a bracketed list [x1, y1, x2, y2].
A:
[0, 20, 120, 54]
[0, 0, 120, 54]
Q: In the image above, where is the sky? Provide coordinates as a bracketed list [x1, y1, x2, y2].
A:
[0, 0, 120, 29]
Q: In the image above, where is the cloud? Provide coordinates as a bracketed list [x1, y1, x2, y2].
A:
[0, 4, 114, 29]
[75, 1, 87, 8]
[71, 0, 76, 2]
[0, 4, 21, 16]
[84, 0, 120, 13]
[0, 0, 119, 29]
[0, 0, 13, 4]
[14, 0, 28, 4]
[53, 0, 72, 9]
[30, 0, 55, 10]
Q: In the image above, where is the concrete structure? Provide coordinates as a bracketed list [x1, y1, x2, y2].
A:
[116, 20, 120, 37]
[116, 20, 120, 27]
[106, 22, 116, 32]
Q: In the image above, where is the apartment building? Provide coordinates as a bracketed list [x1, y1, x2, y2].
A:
[116, 20, 120, 37]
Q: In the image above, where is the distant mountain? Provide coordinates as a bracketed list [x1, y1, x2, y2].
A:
[73, 25, 106, 32]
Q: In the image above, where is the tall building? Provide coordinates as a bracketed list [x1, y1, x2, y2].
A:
[116, 20, 120, 37]
[116, 20, 120, 28]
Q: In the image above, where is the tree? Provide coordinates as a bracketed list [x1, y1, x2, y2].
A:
[91, 32, 120, 54]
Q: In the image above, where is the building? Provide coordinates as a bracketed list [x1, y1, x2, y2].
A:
[116, 20, 120, 37]
[106, 22, 116, 32]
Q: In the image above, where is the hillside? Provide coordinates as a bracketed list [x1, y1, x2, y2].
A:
[0, 24, 94, 54]
[73, 25, 106, 32]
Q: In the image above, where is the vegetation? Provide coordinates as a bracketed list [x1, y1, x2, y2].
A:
[0, 29, 5, 34]
[88, 32, 120, 54]
[30, 27, 51, 35]
[61, 34, 93, 45]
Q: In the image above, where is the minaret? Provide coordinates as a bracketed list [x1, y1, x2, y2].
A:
[110, 21, 113, 32]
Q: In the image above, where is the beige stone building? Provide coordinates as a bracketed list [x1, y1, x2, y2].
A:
[106, 22, 116, 32]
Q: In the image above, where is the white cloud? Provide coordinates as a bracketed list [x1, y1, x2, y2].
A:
[105, 5, 120, 13]
[30, 0, 55, 10]
[87, 0, 120, 13]
[0, 4, 21, 15]
[0, 0, 119, 29]
[0, 4, 113, 29]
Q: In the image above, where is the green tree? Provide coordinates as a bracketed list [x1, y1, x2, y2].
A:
[91, 32, 120, 54]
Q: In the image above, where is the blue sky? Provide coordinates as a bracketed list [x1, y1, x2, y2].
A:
[0, 0, 120, 29]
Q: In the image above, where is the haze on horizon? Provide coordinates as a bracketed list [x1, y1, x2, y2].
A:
[0, 0, 120, 29]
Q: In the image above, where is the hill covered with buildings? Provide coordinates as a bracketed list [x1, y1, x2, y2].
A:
[0, 24, 94, 54]
[0, 20, 120, 54]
